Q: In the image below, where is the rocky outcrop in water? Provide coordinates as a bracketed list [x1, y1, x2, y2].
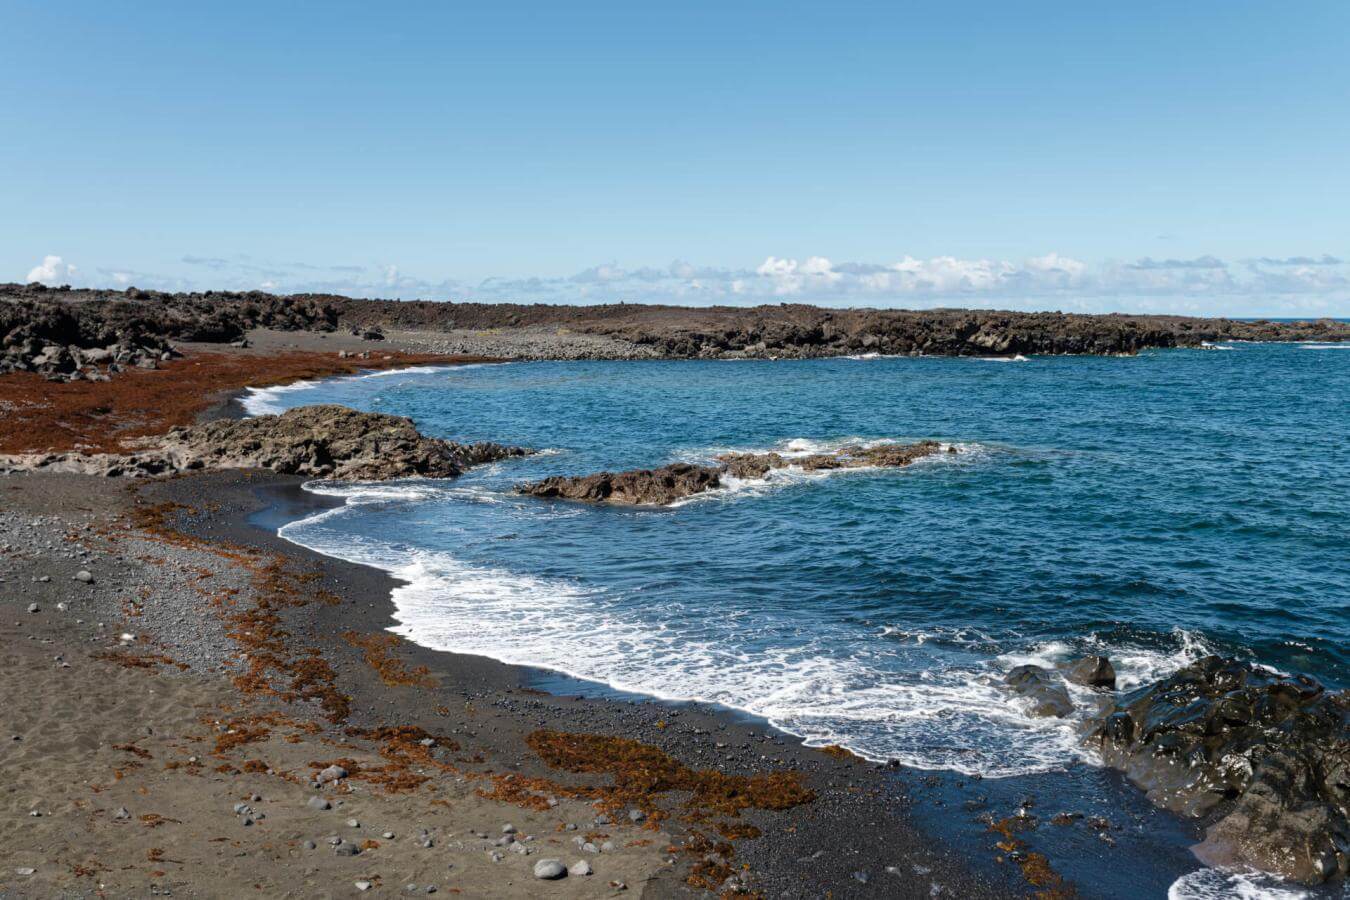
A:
[520, 462, 723, 506]
[1082, 656, 1349, 885]
[518, 441, 951, 506]
[0, 404, 531, 480]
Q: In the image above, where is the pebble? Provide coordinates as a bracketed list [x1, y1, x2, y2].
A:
[355, 881, 372, 892]
[317, 764, 348, 783]
[569, 860, 593, 876]
[303, 840, 317, 850]
[533, 859, 567, 880]
[307, 796, 331, 811]
[346, 818, 360, 828]
[15, 867, 36, 876]
[853, 870, 871, 884]
[501, 823, 517, 834]
[581, 842, 599, 854]
[334, 841, 359, 857]
[382, 831, 395, 839]
[600, 841, 615, 853]
[27, 603, 39, 613]
[114, 807, 131, 820]
[628, 809, 645, 823]
[73, 570, 93, 583]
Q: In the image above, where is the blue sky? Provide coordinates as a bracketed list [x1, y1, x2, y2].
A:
[4, 1, 1348, 313]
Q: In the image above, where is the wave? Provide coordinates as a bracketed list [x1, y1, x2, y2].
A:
[663, 437, 992, 506]
[1299, 343, 1350, 351]
[1168, 866, 1333, 900]
[276, 482, 1206, 779]
[239, 362, 497, 415]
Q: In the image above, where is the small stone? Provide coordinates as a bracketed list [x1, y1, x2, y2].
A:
[533, 859, 567, 880]
[303, 840, 317, 850]
[73, 570, 93, 583]
[569, 860, 593, 876]
[382, 831, 395, 839]
[114, 806, 131, 820]
[502, 823, 517, 834]
[355, 881, 372, 892]
[317, 764, 348, 783]
[15, 867, 36, 876]
[346, 818, 360, 828]
[853, 870, 871, 884]
[27, 603, 39, 613]
[628, 809, 645, 823]
[307, 796, 332, 811]
[334, 841, 359, 857]
[581, 842, 598, 854]
[600, 841, 614, 853]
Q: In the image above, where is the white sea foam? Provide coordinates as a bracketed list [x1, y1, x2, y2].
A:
[1299, 343, 1350, 350]
[970, 354, 1029, 362]
[1168, 866, 1331, 900]
[1199, 341, 1236, 351]
[240, 379, 326, 415]
[239, 362, 496, 415]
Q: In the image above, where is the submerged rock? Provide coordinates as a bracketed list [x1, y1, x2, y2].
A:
[1083, 656, 1349, 884]
[1004, 665, 1074, 718]
[0, 404, 532, 481]
[1061, 655, 1116, 689]
[518, 440, 950, 506]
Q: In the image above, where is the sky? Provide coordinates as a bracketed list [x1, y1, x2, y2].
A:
[4, 1, 1349, 314]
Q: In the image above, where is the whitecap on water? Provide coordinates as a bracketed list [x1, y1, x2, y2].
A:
[1168, 866, 1335, 900]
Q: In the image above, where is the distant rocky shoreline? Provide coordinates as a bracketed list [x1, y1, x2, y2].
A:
[5, 283, 1350, 374]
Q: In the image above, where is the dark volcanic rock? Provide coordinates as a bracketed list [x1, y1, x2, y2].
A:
[1062, 655, 1117, 689]
[1004, 665, 1074, 718]
[1083, 656, 1349, 884]
[520, 462, 722, 506]
[519, 440, 951, 506]
[718, 440, 950, 479]
[1, 404, 532, 481]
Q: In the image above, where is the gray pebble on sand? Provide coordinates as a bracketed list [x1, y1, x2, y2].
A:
[307, 796, 331, 810]
[569, 860, 593, 876]
[73, 570, 93, 583]
[533, 859, 567, 880]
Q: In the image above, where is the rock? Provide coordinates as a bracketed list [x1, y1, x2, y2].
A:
[334, 841, 360, 857]
[569, 860, 592, 876]
[307, 796, 332, 810]
[15, 867, 36, 876]
[1083, 656, 1349, 884]
[114, 806, 130, 820]
[26, 603, 39, 613]
[533, 859, 567, 880]
[853, 870, 871, 884]
[303, 840, 317, 850]
[346, 818, 360, 828]
[518, 441, 949, 506]
[355, 881, 372, 892]
[1005, 665, 1074, 718]
[1062, 655, 1116, 689]
[628, 809, 645, 823]
[501, 823, 516, 834]
[72, 570, 93, 583]
[317, 764, 348, 783]
[1, 405, 533, 482]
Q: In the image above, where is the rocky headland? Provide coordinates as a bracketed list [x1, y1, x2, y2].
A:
[518, 440, 952, 505]
[0, 404, 532, 480]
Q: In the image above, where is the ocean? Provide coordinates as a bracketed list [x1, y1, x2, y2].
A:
[246, 341, 1349, 896]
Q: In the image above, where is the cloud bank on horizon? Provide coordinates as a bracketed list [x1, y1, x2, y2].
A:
[20, 251, 1350, 316]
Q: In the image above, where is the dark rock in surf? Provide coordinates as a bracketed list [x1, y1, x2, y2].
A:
[1004, 665, 1074, 718]
[520, 462, 722, 506]
[1082, 656, 1349, 884]
[1061, 655, 1116, 689]
[518, 440, 951, 506]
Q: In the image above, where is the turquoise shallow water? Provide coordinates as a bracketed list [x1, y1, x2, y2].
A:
[248, 343, 1349, 780]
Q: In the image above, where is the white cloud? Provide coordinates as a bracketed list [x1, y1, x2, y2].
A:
[26, 255, 78, 285]
[26, 249, 1350, 314]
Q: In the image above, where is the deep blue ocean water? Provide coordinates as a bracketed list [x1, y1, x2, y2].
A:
[247, 342, 1349, 784]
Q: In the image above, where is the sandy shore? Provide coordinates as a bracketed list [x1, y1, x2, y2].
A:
[0, 465, 1025, 898]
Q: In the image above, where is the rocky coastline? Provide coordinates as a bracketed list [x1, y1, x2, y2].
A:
[6, 283, 1350, 367]
[1001, 655, 1349, 886]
